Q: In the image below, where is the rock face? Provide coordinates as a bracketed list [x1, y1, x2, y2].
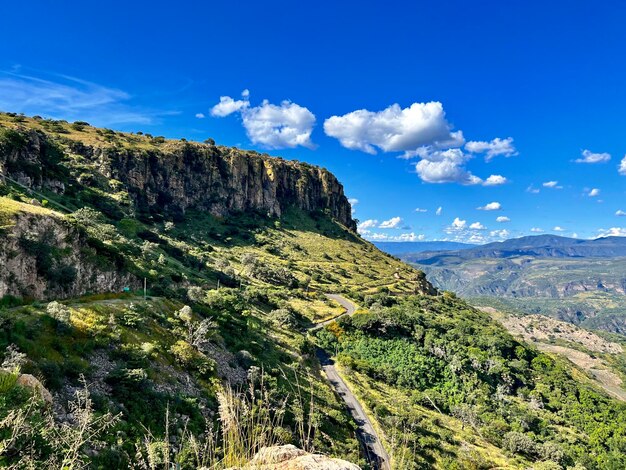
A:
[0, 129, 356, 230]
[0, 211, 137, 299]
[224, 445, 361, 470]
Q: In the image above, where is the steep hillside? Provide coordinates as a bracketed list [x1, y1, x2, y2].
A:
[1, 113, 626, 469]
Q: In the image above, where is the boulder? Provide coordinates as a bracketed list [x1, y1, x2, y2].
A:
[16, 374, 53, 404]
[223, 444, 361, 469]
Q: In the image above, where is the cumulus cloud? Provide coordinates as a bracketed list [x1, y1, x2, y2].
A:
[470, 222, 486, 230]
[553, 226, 565, 232]
[465, 137, 517, 161]
[415, 156, 482, 185]
[324, 101, 464, 154]
[575, 149, 611, 164]
[210, 94, 249, 117]
[415, 207, 428, 213]
[449, 217, 467, 230]
[543, 181, 563, 189]
[407, 147, 506, 186]
[496, 216, 510, 223]
[324, 101, 517, 186]
[477, 202, 501, 211]
[357, 219, 378, 232]
[195, 113, 205, 119]
[436, 206, 443, 216]
[490, 229, 510, 239]
[379, 216, 403, 229]
[588, 188, 600, 197]
[530, 227, 544, 233]
[211, 90, 316, 149]
[483, 175, 508, 186]
[597, 227, 626, 237]
[616, 210, 626, 216]
[619, 156, 626, 175]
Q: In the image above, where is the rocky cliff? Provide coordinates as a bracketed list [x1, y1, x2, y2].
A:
[0, 123, 356, 230]
[0, 205, 137, 299]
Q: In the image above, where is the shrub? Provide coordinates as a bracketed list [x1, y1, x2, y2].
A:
[169, 340, 214, 376]
[502, 431, 537, 457]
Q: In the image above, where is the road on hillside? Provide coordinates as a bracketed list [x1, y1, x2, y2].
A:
[310, 293, 358, 330]
[311, 294, 391, 470]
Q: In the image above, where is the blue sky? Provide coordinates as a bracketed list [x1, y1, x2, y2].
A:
[2, 0, 626, 243]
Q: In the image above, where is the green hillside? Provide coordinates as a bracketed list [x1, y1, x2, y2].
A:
[1, 114, 626, 469]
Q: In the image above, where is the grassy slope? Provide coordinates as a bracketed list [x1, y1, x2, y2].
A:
[2, 113, 626, 468]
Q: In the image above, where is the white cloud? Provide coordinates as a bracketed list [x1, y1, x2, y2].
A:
[553, 226, 565, 232]
[415, 158, 482, 185]
[0, 70, 164, 125]
[436, 206, 443, 216]
[470, 222, 486, 230]
[211, 91, 316, 149]
[526, 185, 540, 194]
[597, 227, 626, 237]
[543, 181, 563, 189]
[588, 188, 600, 197]
[410, 147, 483, 185]
[465, 137, 517, 161]
[619, 156, 626, 175]
[449, 217, 467, 230]
[195, 113, 205, 119]
[477, 202, 501, 211]
[415, 207, 428, 213]
[210, 94, 249, 117]
[379, 216, 403, 229]
[348, 198, 359, 215]
[357, 219, 378, 232]
[496, 216, 510, 223]
[360, 231, 426, 242]
[616, 210, 626, 216]
[490, 229, 510, 239]
[483, 174, 509, 186]
[324, 101, 464, 154]
[530, 227, 544, 233]
[575, 149, 611, 164]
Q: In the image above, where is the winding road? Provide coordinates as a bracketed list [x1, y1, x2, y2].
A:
[313, 294, 391, 470]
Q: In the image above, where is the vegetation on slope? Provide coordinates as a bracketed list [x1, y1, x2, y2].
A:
[317, 292, 626, 469]
[1, 113, 626, 468]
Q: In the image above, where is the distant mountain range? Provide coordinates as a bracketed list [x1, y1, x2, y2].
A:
[403, 235, 626, 264]
[383, 235, 626, 335]
[373, 240, 474, 255]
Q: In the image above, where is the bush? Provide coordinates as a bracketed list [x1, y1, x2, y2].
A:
[169, 340, 215, 376]
[502, 431, 537, 457]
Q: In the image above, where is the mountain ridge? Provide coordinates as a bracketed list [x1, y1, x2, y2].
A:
[0, 113, 356, 230]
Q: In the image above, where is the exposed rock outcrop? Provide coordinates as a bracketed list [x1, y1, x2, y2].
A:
[0, 129, 356, 230]
[223, 445, 361, 469]
[0, 210, 137, 299]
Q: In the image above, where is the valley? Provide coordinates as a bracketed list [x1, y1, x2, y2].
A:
[395, 236, 626, 333]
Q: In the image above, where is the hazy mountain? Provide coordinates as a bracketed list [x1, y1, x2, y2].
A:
[404, 235, 626, 265]
[374, 240, 474, 255]
[399, 234, 626, 333]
